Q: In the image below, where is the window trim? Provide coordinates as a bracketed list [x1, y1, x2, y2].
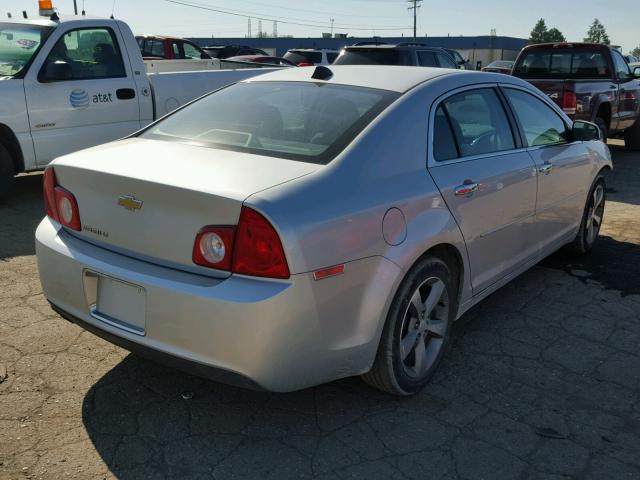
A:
[499, 85, 573, 150]
[38, 26, 127, 82]
[428, 83, 522, 167]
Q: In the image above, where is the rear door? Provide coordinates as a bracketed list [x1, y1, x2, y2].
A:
[502, 87, 591, 250]
[611, 49, 640, 131]
[417, 50, 438, 67]
[24, 24, 141, 165]
[428, 86, 538, 294]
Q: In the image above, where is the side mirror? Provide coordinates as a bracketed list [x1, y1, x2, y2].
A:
[200, 52, 210, 59]
[633, 67, 640, 79]
[573, 120, 601, 142]
[40, 61, 72, 82]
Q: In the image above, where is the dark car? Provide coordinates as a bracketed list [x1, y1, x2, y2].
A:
[482, 60, 514, 74]
[202, 45, 268, 59]
[225, 55, 295, 67]
[136, 35, 209, 60]
[333, 43, 457, 69]
[512, 43, 640, 149]
[443, 48, 470, 69]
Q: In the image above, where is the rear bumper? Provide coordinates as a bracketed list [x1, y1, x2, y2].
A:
[35, 217, 401, 391]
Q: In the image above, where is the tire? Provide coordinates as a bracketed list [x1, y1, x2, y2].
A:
[569, 175, 606, 255]
[595, 117, 608, 142]
[362, 256, 457, 395]
[624, 120, 640, 151]
[0, 143, 15, 201]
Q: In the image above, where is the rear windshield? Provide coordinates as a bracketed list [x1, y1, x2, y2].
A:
[514, 48, 611, 78]
[284, 51, 322, 64]
[334, 49, 412, 66]
[141, 81, 399, 164]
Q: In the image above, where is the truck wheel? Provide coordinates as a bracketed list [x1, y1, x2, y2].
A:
[624, 120, 640, 151]
[595, 117, 608, 141]
[0, 144, 15, 201]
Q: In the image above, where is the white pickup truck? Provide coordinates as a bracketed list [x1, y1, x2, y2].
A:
[0, 16, 273, 197]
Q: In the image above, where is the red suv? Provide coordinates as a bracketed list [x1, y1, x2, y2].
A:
[136, 35, 210, 60]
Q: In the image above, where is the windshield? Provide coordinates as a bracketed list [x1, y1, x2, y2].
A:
[488, 61, 513, 69]
[0, 23, 53, 77]
[514, 48, 611, 79]
[141, 81, 399, 164]
[284, 51, 322, 64]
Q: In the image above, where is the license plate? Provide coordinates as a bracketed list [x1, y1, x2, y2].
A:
[91, 274, 147, 335]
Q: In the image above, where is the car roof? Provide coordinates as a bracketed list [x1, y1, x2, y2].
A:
[522, 42, 611, 50]
[245, 65, 471, 93]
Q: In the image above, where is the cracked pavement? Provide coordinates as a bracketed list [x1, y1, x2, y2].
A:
[1, 140, 639, 480]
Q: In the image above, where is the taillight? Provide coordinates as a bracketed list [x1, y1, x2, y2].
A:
[43, 167, 81, 231]
[193, 226, 235, 270]
[192, 206, 290, 279]
[562, 90, 577, 115]
[297, 62, 314, 67]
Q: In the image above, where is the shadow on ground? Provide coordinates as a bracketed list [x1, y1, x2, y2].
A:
[0, 174, 43, 259]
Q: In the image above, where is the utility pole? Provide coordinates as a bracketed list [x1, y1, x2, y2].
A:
[73, 0, 78, 15]
[407, 0, 422, 41]
[273, 20, 277, 38]
[247, 18, 252, 38]
[330, 18, 335, 37]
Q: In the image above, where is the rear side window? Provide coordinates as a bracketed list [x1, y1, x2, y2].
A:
[417, 51, 437, 67]
[514, 48, 610, 78]
[45, 27, 125, 79]
[142, 39, 165, 58]
[434, 89, 515, 159]
[504, 89, 569, 147]
[326, 52, 339, 63]
[142, 82, 399, 164]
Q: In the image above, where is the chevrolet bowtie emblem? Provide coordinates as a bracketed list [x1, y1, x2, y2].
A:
[117, 195, 143, 211]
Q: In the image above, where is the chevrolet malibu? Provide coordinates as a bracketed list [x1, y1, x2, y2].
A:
[36, 65, 611, 395]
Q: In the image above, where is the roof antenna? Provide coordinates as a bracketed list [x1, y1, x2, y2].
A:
[110, 0, 116, 19]
[81, 0, 85, 15]
[311, 65, 333, 81]
[22, 10, 28, 19]
[7, 12, 12, 18]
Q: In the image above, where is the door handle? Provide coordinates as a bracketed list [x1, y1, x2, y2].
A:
[539, 162, 553, 175]
[454, 181, 478, 196]
[116, 88, 136, 100]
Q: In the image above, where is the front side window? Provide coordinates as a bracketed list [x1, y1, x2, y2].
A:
[417, 51, 437, 67]
[171, 41, 182, 58]
[434, 89, 515, 159]
[183, 42, 203, 59]
[141, 82, 399, 164]
[0, 23, 53, 77]
[612, 50, 632, 81]
[45, 28, 125, 79]
[436, 52, 457, 69]
[505, 88, 569, 147]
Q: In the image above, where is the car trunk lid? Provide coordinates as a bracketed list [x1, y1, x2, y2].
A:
[51, 138, 320, 276]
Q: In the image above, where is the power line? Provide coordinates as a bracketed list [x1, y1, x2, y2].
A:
[164, 0, 413, 32]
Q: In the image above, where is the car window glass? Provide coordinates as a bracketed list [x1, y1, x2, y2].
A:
[143, 82, 398, 164]
[45, 27, 125, 79]
[505, 89, 569, 147]
[417, 51, 437, 67]
[440, 89, 515, 157]
[515, 49, 610, 78]
[148, 39, 164, 57]
[436, 52, 456, 69]
[326, 52, 338, 63]
[433, 106, 459, 161]
[612, 50, 631, 81]
[183, 42, 202, 59]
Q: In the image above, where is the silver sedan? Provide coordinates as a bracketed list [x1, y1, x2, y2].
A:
[36, 65, 612, 394]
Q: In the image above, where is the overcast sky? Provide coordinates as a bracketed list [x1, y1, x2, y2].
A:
[7, 0, 639, 52]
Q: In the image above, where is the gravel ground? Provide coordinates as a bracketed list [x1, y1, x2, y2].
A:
[1, 140, 639, 480]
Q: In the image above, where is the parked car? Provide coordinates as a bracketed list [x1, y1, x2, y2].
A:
[623, 54, 639, 64]
[202, 45, 268, 59]
[135, 35, 209, 60]
[36, 65, 611, 395]
[0, 17, 272, 198]
[334, 43, 457, 69]
[226, 55, 295, 67]
[481, 60, 514, 74]
[512, 42, 640, 149]
[283, 48, 340, 66]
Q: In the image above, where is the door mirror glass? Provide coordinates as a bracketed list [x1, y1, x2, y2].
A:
[573, 120, 601, 142]
[634, 67, 640, 79]
[41, 60, 72, 82]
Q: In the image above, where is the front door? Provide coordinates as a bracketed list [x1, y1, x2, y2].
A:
[23, 25, 141, 165]
[428, 87, 538, 294]
[502, 87, 591, 249]
[611, 50, 640, 131]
